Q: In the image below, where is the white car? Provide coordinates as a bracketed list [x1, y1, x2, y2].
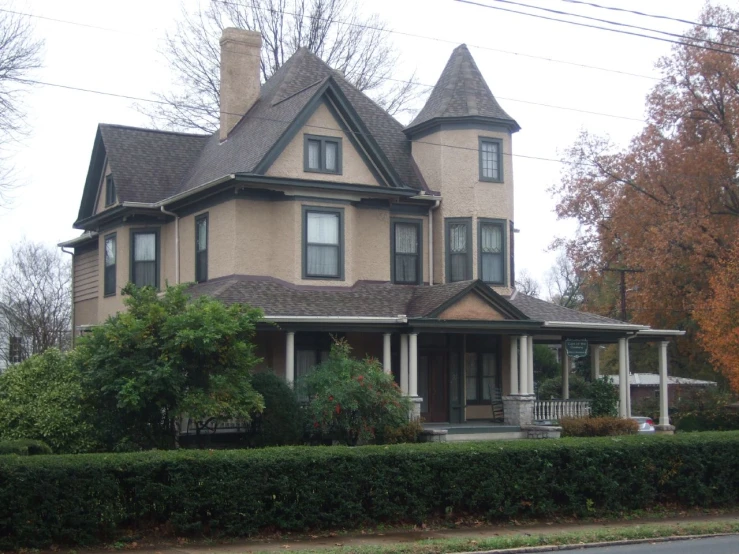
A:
[631, 416, 656, 434]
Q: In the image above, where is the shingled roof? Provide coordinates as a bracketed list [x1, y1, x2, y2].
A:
[509, 293, 628, 326]
[405, 44, 519, 134]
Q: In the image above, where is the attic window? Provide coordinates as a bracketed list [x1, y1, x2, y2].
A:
[105, 175, 116, 206]
[304, 135, 342, 174]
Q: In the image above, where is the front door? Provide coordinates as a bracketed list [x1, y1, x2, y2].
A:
[419, 353, 448, 422]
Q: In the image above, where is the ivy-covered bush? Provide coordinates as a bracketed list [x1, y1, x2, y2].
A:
[247, 371, 304, 446]
[560, 416, 639, 437]
[300, 339, 411, 445]
[589, 377, 619, 417]
[0, 439, 52, 456]
[3, 432, 739, 549]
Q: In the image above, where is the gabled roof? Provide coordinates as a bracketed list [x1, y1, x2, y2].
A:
[405, 44, 519, 135]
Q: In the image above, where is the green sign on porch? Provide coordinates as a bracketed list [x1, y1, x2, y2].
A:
[565, 339, 589, 358]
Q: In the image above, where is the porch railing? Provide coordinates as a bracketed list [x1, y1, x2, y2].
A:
[534, 399, 592, 421]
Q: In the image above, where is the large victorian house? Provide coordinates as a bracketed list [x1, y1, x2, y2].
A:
[61, 29, 681, 437]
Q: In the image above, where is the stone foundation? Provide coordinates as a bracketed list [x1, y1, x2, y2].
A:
[419, 429, 448, 442]
[522, 424, 562, 439]
[409, 396, 423, 420]
[502, 394, 535, 426]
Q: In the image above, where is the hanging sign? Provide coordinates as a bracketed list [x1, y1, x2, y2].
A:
[565, 339, 589, 358]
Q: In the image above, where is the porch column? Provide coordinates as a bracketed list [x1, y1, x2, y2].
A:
[509, 336, 519, 395]
[400, 334, 409, 395]
[409, 333, 418, 397]
[383, 333, 392, 375]
[625, 339, 632, 417]
[618, 337, 628, 418]
[657, 341, 674, 433]
[561, 341, 570, 400]
[285, 331, 295, 387]
[590, 345, 600, 380]
[519, 336, 530, 394]
[527, 336, 534, 396]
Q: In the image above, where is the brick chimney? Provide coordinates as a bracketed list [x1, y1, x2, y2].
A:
[219, 28, 262, 141]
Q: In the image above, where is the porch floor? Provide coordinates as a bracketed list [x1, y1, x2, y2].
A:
[423, 421, 524, 441]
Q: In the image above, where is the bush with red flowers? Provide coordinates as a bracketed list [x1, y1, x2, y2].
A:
[300, 338, 411, 445]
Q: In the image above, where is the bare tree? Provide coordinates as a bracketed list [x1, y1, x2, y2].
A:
[143, 0, 420, 133]
[515, 269, 541, 298]
[0, 241, 71, 367]
[546, 251, 585, 309]
[0, 5, 43, 206]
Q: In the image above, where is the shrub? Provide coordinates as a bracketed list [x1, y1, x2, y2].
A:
[247, 371, 304, 446]
[0, 349, 98, 453]
[300, 339, 411, 446]
[537, 374, 591, 400]
[589, 377, 619, 417]
[560, 416, 639, 437]
[377, 418, 424, 444]
[0, 439, 52, 456]
[675, 411, 739, 432]
[3, 432, 739, 548]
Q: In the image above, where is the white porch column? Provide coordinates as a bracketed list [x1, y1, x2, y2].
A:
[383, 333, 392, 375]
[590, 345, 600, 380]
[561, 341, 570, 400]
[409, 333, 419, 397]
[509, 336, 519, 395]
[519, 336, 529, 394]
[625, 339, 632, 417]
[618, 337, 628, 417]
[400, 334, 409, 395]
[658, 341, 670, 427]
[285, 331, 295, 387]
[527, 336, 534, 396]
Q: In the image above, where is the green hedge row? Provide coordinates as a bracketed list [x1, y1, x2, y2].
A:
[3, 432, 739, 548]
[0, 439, 52, 456]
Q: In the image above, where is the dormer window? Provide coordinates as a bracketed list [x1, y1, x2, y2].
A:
[304, 135, 342, 174]
[479, 138, 503, 182]
[105, 175, 116, 206]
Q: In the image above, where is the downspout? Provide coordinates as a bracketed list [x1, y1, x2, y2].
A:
[160, 206, 180, 284]
[428, 199, 440, 285]
[61, 247, 74, 347]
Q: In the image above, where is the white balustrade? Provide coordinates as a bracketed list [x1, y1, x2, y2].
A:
[533, 399, 592, 422]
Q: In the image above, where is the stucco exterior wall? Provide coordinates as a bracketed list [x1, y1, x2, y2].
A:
[97, 227, 128, 320]
[266, 101, 382, 187]
[180, 200, 237, 283]
[438, 293, 504, 320]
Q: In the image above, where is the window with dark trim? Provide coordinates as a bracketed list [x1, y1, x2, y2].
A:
[478, 219, 506, 286]
[8, 336, 25, 365]
[105, 175, 116, 206]
[465, 352, 499, 404]
[104, 233, 117, 296]
[304, 134, 342, 174]
[391, 218, 422, 284]
[479, 137, 503, 182]
[130, 229, 159, 289]
[302, 207, 344, 280]
[195, 213, 208, 283]
[445, 218, 472, 282]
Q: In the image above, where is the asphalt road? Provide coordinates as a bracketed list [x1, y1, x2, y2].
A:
[561, 535, 739, 553]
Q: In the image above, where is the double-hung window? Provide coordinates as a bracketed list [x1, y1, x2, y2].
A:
[304, 135, 342, 174]
[479, 138, 503, 182]
[392, 219, 422, 284]
[303, 208, 343, 279]
[195, 214, 208, 283]
[479, 219, 506, 285]
[465, 352, 499, 404]
[105, 175, 116, 206]
[445, 218, 472, 282]
[8, 337, 24, 365]
[131, 230, 159, 288]
[104, 233, 116, 296]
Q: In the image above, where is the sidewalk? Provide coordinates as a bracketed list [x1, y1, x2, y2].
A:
[88, 512, 739, 554]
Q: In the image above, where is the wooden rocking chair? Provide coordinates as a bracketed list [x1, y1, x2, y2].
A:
[489, 384, 505, 423]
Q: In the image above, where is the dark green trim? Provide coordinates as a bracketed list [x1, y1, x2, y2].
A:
[129, 227, 161, 290]
[234, 174, 420, 198]
[404, 115, 521, 138]
[104, 175, 116, 207]
[301, 206, 345, 281]
[408, 319, 542, 332]
[195, 213, 208, 283]
[390, 217, 423, 285]
[445, 217, 473, 283]
[509, 220, 515, 288]
[303, 134, 343, 175]
[390, 203, 429, 216]
[478, 218, 507, 286]
[478, 137, 504, 183]
[77, 128, 107, 222]
[464, 337, 502, 405]
[103, 232, 116, 297]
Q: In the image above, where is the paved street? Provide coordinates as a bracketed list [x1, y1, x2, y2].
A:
[561, 535, 739, 553]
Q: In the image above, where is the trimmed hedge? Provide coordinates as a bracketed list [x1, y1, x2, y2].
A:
[560, 417, 639, 437]
[3, 432, 739, 548]
[0, 439, 52, 456]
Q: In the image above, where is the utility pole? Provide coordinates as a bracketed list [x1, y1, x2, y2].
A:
[602, 267, 644, 321]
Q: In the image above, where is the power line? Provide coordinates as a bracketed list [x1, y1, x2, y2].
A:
[0, 7, 142, 36]
[560, 0, 739, 35]
[455, 0, 739, 58]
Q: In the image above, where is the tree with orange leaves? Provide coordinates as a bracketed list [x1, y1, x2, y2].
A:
[551, 4, 739, 381]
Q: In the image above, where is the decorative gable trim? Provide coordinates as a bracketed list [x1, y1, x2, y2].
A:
[424, 280, 530, 320]
[77, 127, 108, 223]
[254, 77, 409, 189]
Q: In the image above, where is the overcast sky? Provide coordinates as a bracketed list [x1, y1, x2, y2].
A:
[0, 0, 715, 292]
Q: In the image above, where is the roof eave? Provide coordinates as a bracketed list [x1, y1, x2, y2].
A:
[404, 115, 521, 138]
